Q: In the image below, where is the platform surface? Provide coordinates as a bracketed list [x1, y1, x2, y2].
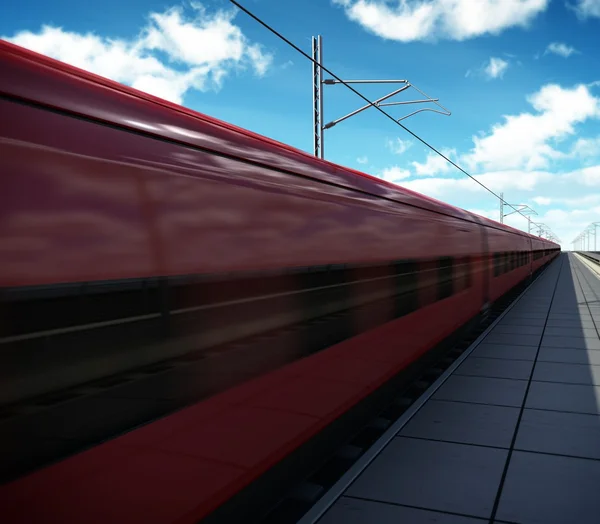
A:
[581, 251, 600, 263]
[303, 253, 600, 524]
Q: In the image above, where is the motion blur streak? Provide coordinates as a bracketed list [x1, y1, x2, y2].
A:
[0, 39, 559, 523]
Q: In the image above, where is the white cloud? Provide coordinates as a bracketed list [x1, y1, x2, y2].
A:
[562, 194, 600, 206]
[569, 136, 600, 159]
[389, 163, 600, 245]
[377, 81, 600, 246]
[357, 155, 369, 164]
[565, 164, 600, 186]
[386, 137, 413, 155]
[411, 148, 457, 176]
[381, 166, 411, 182]
[399, 169, 553, 198]
[545, 42, 578, 58]
[375, 80, 600, 245]
[397, 167, 600, 206]
[475, 170, 553, 192]
[533, 193, 600, 208]
[3, 4, 272, 105]
[571, 0, 600, 19]
[463, 83, 600, 172]
[484, 57, 509, 79]
[467, 57, 511, 81]
[541, 206, 600, 246]
[332, 0, 549, 42]
[397, 176, 470, 197]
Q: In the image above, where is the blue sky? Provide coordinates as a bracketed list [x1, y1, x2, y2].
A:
[3, 0, 600, 248]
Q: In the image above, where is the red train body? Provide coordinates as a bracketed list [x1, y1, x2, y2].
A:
[0, 40, 559, 523]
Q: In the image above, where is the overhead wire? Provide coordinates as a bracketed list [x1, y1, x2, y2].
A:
[229, 0, 559, 242]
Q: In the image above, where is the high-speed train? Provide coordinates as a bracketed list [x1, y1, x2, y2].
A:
[0, 40, 559, 523]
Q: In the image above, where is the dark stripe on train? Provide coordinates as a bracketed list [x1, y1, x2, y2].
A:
[0, 249, 559, 404]
[1, 249, 558, 341]
[0, 249, 559, 484]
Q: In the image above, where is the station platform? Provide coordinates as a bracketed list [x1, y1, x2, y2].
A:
[300, 252, 600, 524]
[580, 251, 600, 264]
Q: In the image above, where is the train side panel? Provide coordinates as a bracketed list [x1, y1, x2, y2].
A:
[0, 98, 492, 522]
[0, 39, 561, 523]
[2, 96, 488, 403]
[485, 227, 533, 302]
[0, 75, 495, 522]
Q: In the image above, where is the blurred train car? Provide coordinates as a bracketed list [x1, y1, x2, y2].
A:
[0, 40, 560, 523]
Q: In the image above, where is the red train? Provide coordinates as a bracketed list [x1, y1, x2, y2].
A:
[0, 39, 559, 523]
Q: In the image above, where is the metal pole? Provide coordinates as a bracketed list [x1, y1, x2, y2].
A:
[499, 193, 504, 224]
[527, 216, 531, 234]
[318, 35, 324, 160]
[587, 230, 590, 251]
[314, 44, 449, 158]
[312, 37, 319, 158]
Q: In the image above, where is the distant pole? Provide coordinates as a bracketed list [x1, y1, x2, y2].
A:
[527, 216, 531, 234]
[587, 229, 590, 251]
[499, 193, 504, 224]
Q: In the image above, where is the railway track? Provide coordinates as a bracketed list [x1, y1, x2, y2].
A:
[575, 251, 600, 277]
